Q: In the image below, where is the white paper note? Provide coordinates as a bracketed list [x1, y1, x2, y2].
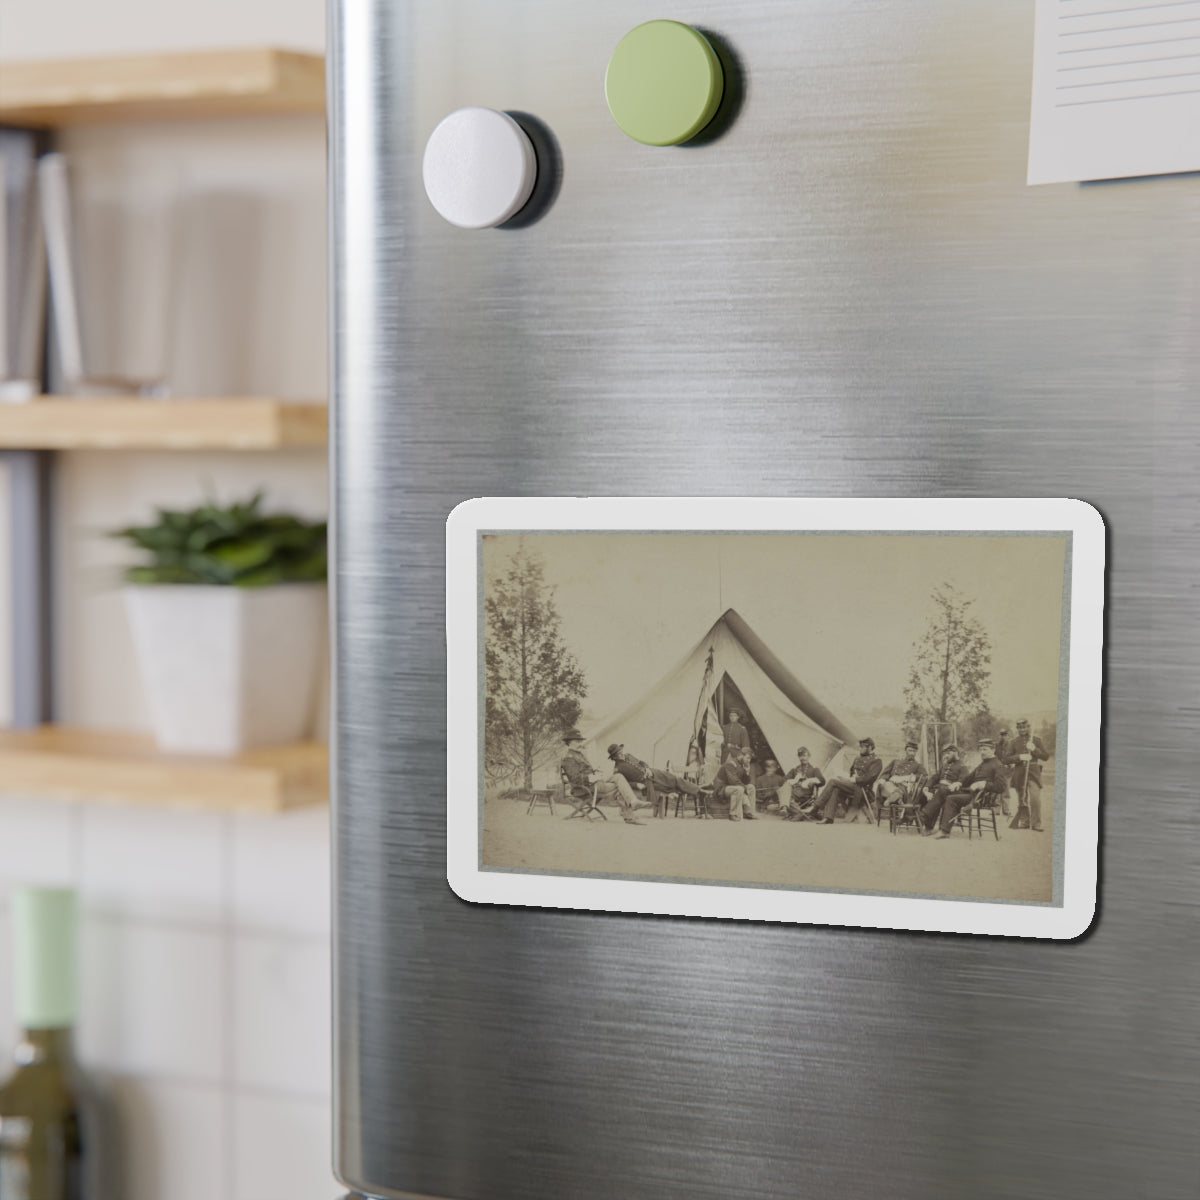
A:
[1028, 0, 1200, 184]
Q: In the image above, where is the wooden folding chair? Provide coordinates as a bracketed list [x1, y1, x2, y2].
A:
[562, 772, 605, 821]
[855, 782, 877, 825]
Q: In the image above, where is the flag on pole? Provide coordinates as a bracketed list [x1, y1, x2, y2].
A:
[690, 646, 716, 764]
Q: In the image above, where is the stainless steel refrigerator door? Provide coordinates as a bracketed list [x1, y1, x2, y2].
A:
[329, 2, 1199, 1197]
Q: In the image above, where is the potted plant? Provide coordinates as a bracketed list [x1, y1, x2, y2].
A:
[112, 494, 327, 755]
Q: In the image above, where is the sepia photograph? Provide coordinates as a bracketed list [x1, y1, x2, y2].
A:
[447, 498, 1103, 936]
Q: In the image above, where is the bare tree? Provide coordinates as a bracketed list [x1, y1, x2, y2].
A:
[903, 583, 992, 738]
[485, 541, 587, 791]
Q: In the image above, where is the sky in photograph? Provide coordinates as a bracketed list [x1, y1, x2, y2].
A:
[482, 532, 1069, 732]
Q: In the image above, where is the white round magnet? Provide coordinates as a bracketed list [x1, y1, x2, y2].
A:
[422, 107, 538, 230]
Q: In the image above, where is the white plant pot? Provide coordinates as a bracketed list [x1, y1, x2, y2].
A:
[124, 583, 326, 756]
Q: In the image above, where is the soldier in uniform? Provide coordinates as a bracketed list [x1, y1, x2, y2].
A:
[606, 743, 702, 815]
[721, 708, 751, 762]
[560, 730, 645, 825]
[815, 737, 883, 824]
[919, 743, 970, 834]
[713, 751, 757, 821]
[781, 746, 825, 820]
[933, 738, 1009, 839]
[874, 739, 924, 819]
[1005, 718, 1051, 832]
[994, 727, 1015, 817]
[753, 759, 787, 809]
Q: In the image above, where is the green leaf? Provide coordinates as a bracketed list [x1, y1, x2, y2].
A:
[124, 564, 207, 585]
[233, 564, 290, 587]
[210, 537, 276, 573]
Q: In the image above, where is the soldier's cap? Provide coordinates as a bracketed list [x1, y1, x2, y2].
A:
[796, 746, 810, 757]
[606, 743, 623, 758]
[999, 727, 1011, 735]
[562, 729, 585, 744]
[978, 739, 995, 749]
[943, 744, 959, 754]
[1016, 719, 1030, 728]
[905, 740, 918, 751]
[728, 708, 742, 719]
[859, 737, 875, 748]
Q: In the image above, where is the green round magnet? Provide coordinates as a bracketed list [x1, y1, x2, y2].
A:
[605, 20, 724, 146]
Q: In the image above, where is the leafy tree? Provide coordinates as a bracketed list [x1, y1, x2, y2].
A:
[1037, 719, 1057, 756]
[961, 709, 1002, 753]
[903, 583, 993, 740]
[485, 542, 586, 791]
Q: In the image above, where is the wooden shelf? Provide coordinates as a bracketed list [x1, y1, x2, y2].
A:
[0, 397, 327, 450]
[0, 726, 327, 813]
[0, 48, 325, 127]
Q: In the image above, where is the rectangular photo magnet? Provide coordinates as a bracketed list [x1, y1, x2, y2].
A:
[446, 498, 1104, 939]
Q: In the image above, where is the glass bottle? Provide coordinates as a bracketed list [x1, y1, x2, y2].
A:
[0, 888, 88, 1200]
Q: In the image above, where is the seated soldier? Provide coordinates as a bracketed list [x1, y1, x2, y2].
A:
[815, 737, 882, 824]
[606, 743, 702, 814]
[753, 758, 787, 809]
[875, 739, 924, 818]
[560, 730, 645, 825]
[934, 737, 1008, 839]
[782, 746, 825, 820]
[918, 743, 969, 835]
[713, 751, 757, 821]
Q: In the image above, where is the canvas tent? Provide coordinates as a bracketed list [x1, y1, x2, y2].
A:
[586, 609, 859, 777]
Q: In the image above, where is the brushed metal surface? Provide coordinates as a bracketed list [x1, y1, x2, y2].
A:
[330, 2, 1200, 1197]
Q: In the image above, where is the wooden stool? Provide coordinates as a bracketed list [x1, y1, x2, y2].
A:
[526, 788, 556, 815]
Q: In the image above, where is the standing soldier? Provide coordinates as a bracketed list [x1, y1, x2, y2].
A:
[1005, 718, 1051, 832]
[721, 707, 751, 762]
[994, 727, 1015, 817]
[560, 730, 646, 825]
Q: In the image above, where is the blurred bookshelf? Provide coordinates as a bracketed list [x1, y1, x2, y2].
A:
[0, 398, 327, 450]
[0, 48, 325, 127]
[0, 726, 328, 813]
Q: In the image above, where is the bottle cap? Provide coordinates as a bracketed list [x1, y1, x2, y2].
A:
[12, 887, 77, 1029]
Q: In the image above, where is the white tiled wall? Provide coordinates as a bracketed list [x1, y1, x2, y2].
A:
[0, 803, 337, 1200]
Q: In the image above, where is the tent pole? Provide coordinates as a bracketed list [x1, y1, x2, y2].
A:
[717, 677, 724, 725]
